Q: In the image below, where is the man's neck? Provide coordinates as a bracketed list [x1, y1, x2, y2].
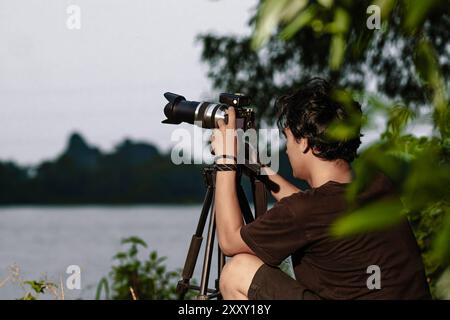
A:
[306, 159, 352, 188]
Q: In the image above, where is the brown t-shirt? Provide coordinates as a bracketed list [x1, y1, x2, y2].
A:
[240, 174, 431, 299]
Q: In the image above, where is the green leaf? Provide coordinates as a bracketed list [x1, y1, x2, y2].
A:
[252, 0, 290, 49]
[403, 0, 440, 33]
[95, 277, 110, 300]
[402, 144, 450, 211]
[281, 0, 310, 22]
[326, 122, 359, 140]
[113, 252, 127, 260]
[347, 143, 409, 202]
[280, 5, 317, 40]
[325, 7, 350, 34]
[435, 267, 450, 299]
[329, 33, 345, 70]
[373, 0, 397, 20]
[252, 0, 308, 49]
[150, 251, 158, 261]
[129, 245, 138, 257]
[20, 292, 36, 300]
[121, 236, 148, 248]
[414, 39, 449, 139]
[331, 198, 404, 237]
[432, 209, 450, 265]
[24, 280, 47, 294]
[317, 0, 333, 9]
[366, 94, 390, 112]
[383, 104, 416, 138]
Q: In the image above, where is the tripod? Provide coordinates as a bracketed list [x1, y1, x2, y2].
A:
[176, 164, 268, 300]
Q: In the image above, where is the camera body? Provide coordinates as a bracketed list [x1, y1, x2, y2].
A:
[219, 93, 255, 131]
[162, 92, 255, 131]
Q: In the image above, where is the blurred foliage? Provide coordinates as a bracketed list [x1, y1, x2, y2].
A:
[0, 264, 64, 300]
[96, 236, 190, 300]
[198, 0, 448, 120]
[18, 279, 61, 300]
[199, 0, 449, 297]
[18, 280, 60, 300]
[1, 264, 58, 300]
[436, 267, 450, 299]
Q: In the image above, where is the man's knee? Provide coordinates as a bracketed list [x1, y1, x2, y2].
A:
[219, 253, 263, 295]
[219, 254, 244, 293]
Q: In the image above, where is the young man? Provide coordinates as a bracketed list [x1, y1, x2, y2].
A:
[210, 78, 431, 300]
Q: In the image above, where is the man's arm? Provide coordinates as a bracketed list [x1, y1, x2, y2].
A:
[215, 168, 254, 256]
[212, 108, 300, 256]
[212, 107, 254, 256]
[215, 166, 300, 256]
[261, 166, 300, 201]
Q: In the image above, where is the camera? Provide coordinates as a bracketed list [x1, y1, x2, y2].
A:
[161, 92, 255, 130]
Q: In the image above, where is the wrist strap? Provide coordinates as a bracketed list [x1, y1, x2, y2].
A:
[214, 154, 237, 163]
[215, 164, 239, 172]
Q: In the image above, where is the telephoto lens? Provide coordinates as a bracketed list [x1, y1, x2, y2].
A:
[161, 92, 252, 129]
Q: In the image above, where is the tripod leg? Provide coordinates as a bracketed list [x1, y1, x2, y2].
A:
[236, 183, 255, 224]
[177, 186, 214, 299]
[251, 177, 268, 218]
[216, 244, 226, 300]
[198, 199, 216, 299]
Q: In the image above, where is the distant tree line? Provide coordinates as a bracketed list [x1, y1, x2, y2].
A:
[0, 132, 296, 205]
[0, 133, 206, 204]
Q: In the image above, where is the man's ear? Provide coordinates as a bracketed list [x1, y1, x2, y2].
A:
[300, 138, 310, 154]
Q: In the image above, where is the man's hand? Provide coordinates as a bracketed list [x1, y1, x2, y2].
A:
[210, 107, 237, 163]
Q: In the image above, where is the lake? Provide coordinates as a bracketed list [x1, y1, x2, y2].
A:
[0, 205, 222, 300]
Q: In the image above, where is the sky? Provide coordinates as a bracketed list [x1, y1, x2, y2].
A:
[0, 0, 258, 165]
[0, 0, 433, 166]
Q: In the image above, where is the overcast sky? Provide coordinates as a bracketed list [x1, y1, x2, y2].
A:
[0, 0, 258, 165]
[1, 0, 434, 166]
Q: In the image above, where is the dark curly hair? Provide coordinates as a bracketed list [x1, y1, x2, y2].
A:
[276, 77, 362, 163]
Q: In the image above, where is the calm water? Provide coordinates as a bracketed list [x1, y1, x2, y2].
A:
[0, 206, 220, 300]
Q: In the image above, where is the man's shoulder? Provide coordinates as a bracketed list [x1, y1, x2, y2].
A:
[280, 174, 397, 215]
[273, 184, 349, 226]
[276, 189, 331, 216]
[281, 183, 346, 207]
[280, 189, 315, 206]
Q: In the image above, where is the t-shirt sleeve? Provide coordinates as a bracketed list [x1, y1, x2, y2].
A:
[240, 197, 309, 266]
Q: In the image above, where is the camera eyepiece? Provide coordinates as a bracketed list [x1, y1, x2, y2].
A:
[219, 93, 251, 107]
